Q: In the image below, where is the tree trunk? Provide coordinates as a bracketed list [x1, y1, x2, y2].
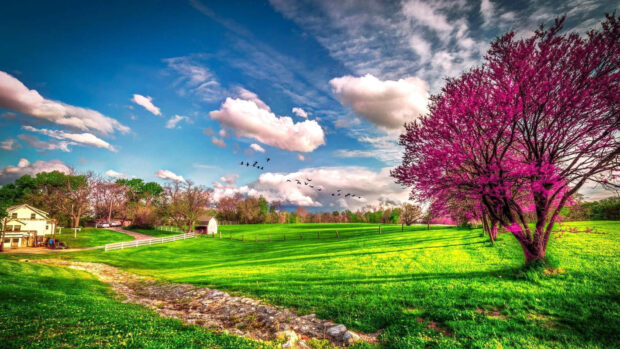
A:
[512, 230, 546, 264]
[107, 202, 113, 222]
[488, 220, 498, 245]
[74, 206, 82, 229]
[0, 218, 7, 252]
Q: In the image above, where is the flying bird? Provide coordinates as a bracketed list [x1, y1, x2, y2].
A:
[309, 185, 314, 188]
[331, 193, 335, 196]
[306, 178, 312, 181]
[317, 188, 322, 191]
[240, 161, 244, 165]
[338, 193, 341, 196]
[246, 163, 249, 167]
[304, 182, 308, 185]
[286, 179, 291, 182]
[267, 158, 271, 162]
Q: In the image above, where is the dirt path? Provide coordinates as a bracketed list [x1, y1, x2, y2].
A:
[107, 227, 155, 240]
[27, 259, 378, 348]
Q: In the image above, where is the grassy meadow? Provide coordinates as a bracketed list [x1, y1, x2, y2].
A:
[55, 227, 135, 248]
[1, 221, 618, 348]
[0, 259, 270, 348]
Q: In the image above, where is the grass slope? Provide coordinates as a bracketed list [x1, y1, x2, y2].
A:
[56, 228, 134, 248]
[0, 259, 271, 348]
[4, 222, 618, 347]
[51, 221, 620, 348]
[128, 227, 184, 238]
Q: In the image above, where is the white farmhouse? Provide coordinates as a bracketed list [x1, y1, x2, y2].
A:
[2, 204, 56, 248]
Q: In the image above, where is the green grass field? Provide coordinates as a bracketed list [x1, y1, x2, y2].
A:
[2, 221, 618, 347]
[0, 259, 271, 348]
[55, 227, 135, 248]
[128, 227, 185, 237]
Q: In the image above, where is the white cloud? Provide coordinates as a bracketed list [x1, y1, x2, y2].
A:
[0, 71, 129, 135]
[0, 158, 72, 185]
[409, 34, 432, 62]
[0, 139, 19, 151]
[210, 92, 325, 152]
[165, 55, 225, 103]
[17, 134, 72, 152]
[250, 143, 266, 153]
[218, 129, 228, 138]
[166, 114, 190, 129]
[480, 0, 495, 26]
[329, 74, 429, 130]
[211, 137, 227, 147]
[297, 154, 305, 161]
[22, 126, 116, 151]
[213, 166, 411, 210]
[131, 94, 161, 116]
[292, 107, 308, 118]
[105, 169, 125, 178]
[219, 173, 239, 185]
[155, 169, 186, 183]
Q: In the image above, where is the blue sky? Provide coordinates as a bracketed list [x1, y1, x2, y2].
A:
[0, 0, 617, 210]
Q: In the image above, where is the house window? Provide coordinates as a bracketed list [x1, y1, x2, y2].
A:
[11, 213, 17, 218]
[5, 225, 12, 231]
[46, 225, 49, 230]
[13, 225, 20, 231]
[31, 213, 36, 219]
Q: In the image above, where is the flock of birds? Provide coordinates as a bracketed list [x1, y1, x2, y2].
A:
[239, 157, 270, 170]
[240, 156, 363, 200]
[286, 177, 363, 199]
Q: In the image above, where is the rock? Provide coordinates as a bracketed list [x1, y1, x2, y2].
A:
[326, 324, 347, 337]
[342, 330, 360, 345]
[276, 330, 298, 342]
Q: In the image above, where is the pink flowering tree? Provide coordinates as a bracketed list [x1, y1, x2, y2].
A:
[392, 15, 619, 264]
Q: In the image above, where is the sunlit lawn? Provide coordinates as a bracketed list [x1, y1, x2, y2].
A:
[2, 221, 618, 348]
[0, 259, 271, 348]
[55, 227, 134, 248]
[53, 221, 620, 347]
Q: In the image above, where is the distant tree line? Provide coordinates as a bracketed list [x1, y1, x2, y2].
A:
[0, 171, 427, 230]
[560, 196, 620, 221]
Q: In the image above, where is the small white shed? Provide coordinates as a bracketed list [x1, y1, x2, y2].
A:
[195, 215, 218, 235]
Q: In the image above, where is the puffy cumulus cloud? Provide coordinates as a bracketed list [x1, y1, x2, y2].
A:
[297, 154, 306, 161]
[105, 169, 125, 178]
[0, 158, 72, 185]
[329, 74, 429, 130]
[213, 166, 411, 211]
[235, 87, 271, 111]
[0, 71, 129, 135]
[218, 129, 229, 138]
[131, 94, 161, 116]
[292, 107, 308, 118]
[166, 115, 190, 129]
[18, 134, 72, 152]
[22, 126, 116, 152]
[155, 169, 186, 183]
[219, 173, 239, 185]
[212, 137, 227, 147]
[0, 138, 20, 151]
[250, 143, 265, 153]
[209, 92, 325, 152]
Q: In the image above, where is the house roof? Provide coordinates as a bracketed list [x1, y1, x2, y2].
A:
[197, 215, 216, 223]
[5, 218, 28, 225]
[7, 204, 49, 218]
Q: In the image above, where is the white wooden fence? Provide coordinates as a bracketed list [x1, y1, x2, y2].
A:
[104, 232, 196, 252]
